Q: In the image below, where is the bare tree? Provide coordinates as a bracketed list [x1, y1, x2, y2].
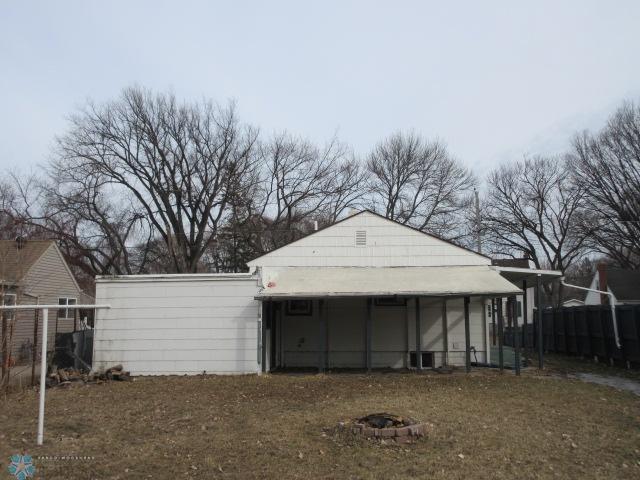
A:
[244, 133, 352, 253]
[570, 101, 640, 269]
[366, 132, 476, 239]
[484, 155, 589, 304]
[323, 157, 369, 223]
[43, 86, 260, 273]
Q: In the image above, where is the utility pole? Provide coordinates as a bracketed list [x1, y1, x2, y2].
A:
[474, 189, 482, 254]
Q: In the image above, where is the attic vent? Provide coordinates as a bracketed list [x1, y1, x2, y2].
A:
[355, 230, 367, 247]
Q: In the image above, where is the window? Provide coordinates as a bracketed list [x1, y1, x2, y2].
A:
[410, 352, 434, 368]
[58, 297, 77, 319]
[2, 293, 16, 321]
[355, 230, 367, 247]
[286, 300, 312, 316]
[516, 300, 522, 317]
[374, 297, 407, 307]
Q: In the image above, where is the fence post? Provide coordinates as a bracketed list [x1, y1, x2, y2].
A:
[599, 306, 611, 365]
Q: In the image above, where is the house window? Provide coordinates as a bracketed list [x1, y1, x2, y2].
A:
[355, 230, 367, 247]
[2, 293, 16, 321]
[58, 297, 77, 319]
[516, 300, 522, 317]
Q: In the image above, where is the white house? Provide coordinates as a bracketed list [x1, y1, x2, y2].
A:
[93, 211, 560, 375]
[584, 264, 640, 306]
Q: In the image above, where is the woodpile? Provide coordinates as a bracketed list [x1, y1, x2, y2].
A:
[46, 364, 132, 388]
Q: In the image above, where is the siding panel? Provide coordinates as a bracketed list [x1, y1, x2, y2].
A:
[248, 212, 489, 268]
[94, 276, 261, 375]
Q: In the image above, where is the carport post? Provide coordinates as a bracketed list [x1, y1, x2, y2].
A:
[522, 279, 528, 349]
[537, 274, 544, 369]
[415, 296, 422, 370]
[512, 296, 520, 376]
[497, 298, 504, 372]
[464, 297, 471, 373]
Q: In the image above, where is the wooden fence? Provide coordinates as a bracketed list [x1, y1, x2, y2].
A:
[504, 305, 640, 367]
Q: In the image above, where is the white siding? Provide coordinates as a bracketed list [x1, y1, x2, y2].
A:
[248, 211, 489, 268]
[584, 274, 619, 305]
[94, 276, 261, 375]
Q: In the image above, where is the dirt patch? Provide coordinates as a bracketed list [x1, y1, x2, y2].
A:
[0, 371, 639, 479]
[571, 373, 640, 396]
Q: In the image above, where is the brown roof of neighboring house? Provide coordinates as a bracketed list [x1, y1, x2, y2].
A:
[606, 267, 640, 301]
[0, 240, 55, 284]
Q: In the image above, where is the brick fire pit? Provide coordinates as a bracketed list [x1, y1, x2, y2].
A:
[342, 413, 431, 444]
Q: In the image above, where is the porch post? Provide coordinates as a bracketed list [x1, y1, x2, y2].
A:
[441, 298, 448, 366]
[318, 299, 326, 373]
[464, 296, 471, 373]
[324, 298, 329, 370]
[512, 296, 521, 376]
[261, 302, 268, 373]
[491, 298, 497, 346]
[497, 298, 504, 372]
[537, 273, 544, 369]
[415, 297, 422, 370]
[366, 298, 373, 372]
[522, 279, 528, 349]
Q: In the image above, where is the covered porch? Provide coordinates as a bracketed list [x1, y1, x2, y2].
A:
[256, 265, 553, 373]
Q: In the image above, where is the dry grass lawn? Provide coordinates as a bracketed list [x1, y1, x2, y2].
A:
[1, 370, 639, 479]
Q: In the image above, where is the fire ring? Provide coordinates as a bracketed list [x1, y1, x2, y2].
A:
[340, 413, 431, 444]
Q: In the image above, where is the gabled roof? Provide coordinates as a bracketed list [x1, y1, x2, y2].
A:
[248, 209, 489, 265]
[0, 240, 54, 284]
[606, 267, 640, 301]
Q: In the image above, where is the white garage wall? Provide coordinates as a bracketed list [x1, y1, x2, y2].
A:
[94, 274, 261, 375]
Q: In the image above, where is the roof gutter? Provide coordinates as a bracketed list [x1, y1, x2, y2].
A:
[560, 279, 620, 349]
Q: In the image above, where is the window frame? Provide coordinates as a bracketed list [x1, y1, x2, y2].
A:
[285, 299, 313, 316]
[2, 293, 17, 321]
[374, 297, 407, 307]
[58, 297, 77, 320]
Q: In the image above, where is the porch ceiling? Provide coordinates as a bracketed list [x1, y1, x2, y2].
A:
[256, 266, 522, 299]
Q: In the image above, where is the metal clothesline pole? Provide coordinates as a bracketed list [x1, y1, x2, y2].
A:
[0, 304, 110, 445]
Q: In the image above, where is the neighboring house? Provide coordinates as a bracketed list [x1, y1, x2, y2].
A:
[562, 298, 585, 307]
[94, 210, 560, 375]
[584, 264, 640, 305]
[0, 239, 91, 363]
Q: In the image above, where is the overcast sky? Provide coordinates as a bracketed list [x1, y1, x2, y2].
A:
[1, 1, 639, 178]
